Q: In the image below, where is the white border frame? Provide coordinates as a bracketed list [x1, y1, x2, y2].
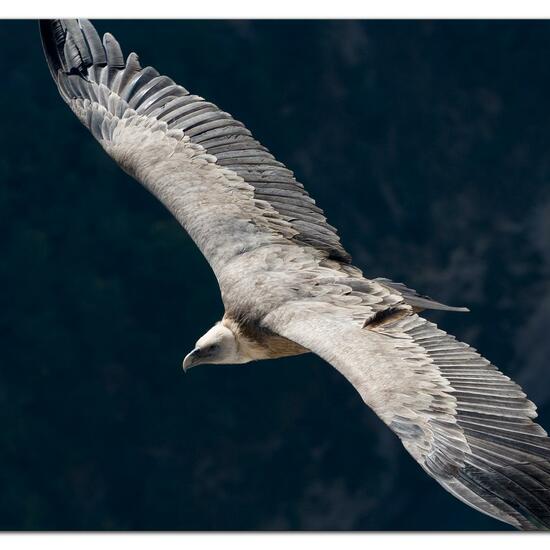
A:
[5, 0, 550, 19]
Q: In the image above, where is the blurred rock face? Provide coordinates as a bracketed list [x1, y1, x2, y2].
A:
[1, 20, 549, 530]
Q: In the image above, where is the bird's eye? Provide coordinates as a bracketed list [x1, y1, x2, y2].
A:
[208, 344, 219, 353]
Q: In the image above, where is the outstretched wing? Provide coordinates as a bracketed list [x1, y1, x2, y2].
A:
[40, 19, 472, 320]
[40, 19, 353, 286]
[264, 303, 550, 530]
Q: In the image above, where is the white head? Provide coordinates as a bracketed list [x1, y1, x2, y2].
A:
[182, 323, 244, 371]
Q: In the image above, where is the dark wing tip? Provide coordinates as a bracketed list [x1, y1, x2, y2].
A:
[39, 19, 66, 80]
[40, 19, 103, 81]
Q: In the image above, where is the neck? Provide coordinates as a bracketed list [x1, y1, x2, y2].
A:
[221, 316, 309, 362]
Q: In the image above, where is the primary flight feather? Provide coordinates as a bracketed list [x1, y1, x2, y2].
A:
[40, 19, 550, 530]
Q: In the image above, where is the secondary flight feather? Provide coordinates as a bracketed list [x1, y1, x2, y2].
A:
[40, 19, 550, 530]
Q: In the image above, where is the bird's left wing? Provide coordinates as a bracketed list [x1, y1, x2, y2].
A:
[263, 302, 550, 530]
[40, 19, 353, 288]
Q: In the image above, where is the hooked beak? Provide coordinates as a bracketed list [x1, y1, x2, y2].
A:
[182, 348, 201, 372]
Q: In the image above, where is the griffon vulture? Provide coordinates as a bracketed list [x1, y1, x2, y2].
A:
[40, 19, 550, 530]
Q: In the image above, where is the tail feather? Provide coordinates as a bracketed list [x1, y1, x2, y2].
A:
[375, 277, 470, 313]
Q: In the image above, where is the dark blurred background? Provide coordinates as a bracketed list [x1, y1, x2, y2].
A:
[1, 19, 550, 531]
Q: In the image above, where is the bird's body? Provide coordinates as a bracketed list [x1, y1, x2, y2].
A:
[41, 19, 550, 530]
[220, 317, 308, 362]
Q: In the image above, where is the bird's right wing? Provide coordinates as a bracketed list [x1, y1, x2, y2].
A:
[264, 302, 550, 530]
[39, 19, 354, 295]
[39, 19, 473, 322]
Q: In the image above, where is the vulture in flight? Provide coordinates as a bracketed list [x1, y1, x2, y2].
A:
[40, 19, 550, 530]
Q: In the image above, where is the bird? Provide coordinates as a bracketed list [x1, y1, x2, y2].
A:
[40, 19, 550, 530]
